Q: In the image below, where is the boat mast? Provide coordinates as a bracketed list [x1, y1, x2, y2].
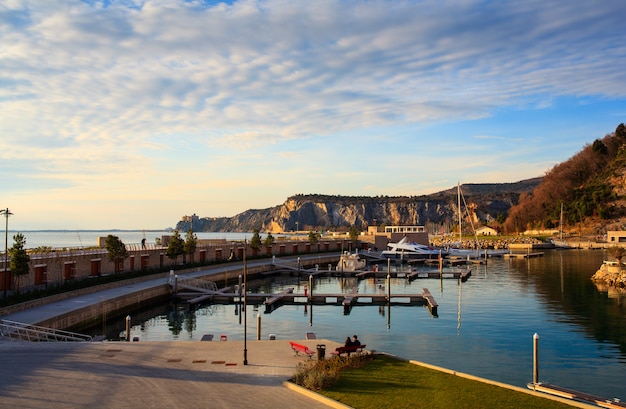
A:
[458, 182, 462, 244]
[560, 202, 564, 241]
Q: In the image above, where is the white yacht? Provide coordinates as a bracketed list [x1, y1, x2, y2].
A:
[381, 237, 445, 259]
[336, 251, 367, 272]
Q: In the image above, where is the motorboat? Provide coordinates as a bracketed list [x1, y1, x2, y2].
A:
[381, 237, 445, 259]
[336, 251, 367, 272]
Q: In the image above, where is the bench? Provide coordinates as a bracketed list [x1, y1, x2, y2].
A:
[289, 341, 315, 358]
[332, 344, 366, 356]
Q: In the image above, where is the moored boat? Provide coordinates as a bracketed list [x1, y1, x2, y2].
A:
[337, 251, 367, 272]
[381, 237, 445, 259]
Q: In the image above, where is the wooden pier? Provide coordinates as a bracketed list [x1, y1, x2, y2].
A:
[504, 252, 544, 259]
[528, 383, 626, 409]
[355, 269, 471, 282]
[173, 278, 438, 317]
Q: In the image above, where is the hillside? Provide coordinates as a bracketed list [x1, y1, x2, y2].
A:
[176, 179, 540, 234]
[176, 124, 626, 236]
[503, 123, 626, 234]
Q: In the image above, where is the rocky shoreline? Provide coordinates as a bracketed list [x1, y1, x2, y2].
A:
[591, 261, 626, 288]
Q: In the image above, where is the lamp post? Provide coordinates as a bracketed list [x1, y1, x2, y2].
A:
[243, 238, 248, 365]
[1, 208, 12, 298]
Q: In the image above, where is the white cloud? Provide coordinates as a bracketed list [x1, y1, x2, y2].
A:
[1, 0, 625, 228]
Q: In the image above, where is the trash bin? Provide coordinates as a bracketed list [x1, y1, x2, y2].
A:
[316, 344, 326, 361]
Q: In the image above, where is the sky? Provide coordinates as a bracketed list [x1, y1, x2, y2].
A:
[1, 0, 625, 230]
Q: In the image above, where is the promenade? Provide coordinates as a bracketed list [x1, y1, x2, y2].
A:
[0, 339, 342, 409]
[0, 256, 346, 409]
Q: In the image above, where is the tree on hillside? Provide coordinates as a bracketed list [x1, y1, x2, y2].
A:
[502, 125, 625, 234]
[105, 234, 128, 273]
[615, 123, 626, 143]
[9, 233, 30, 293]
[166, 230, 185, 264]
[183, 229, 197, 263]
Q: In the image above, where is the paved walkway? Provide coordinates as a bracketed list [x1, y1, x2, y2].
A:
[0, 257, 347, 409]
[0, 339, 343, 409]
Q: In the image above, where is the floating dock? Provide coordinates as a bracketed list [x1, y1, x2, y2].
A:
[504, 252, 544, 259]
[528, 383, 626, 409]
[174, 279, 438, 317]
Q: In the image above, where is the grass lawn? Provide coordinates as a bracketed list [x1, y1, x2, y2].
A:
[317, 355, 574, 409]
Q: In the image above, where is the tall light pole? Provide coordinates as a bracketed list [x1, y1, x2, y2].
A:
[1, 208, 12, 298]
[243, 238, 248, 365]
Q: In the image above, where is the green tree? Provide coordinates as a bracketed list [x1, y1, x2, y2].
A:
[308, 231, 320, 245]
[9, 233, 30, 293]
[349, 226, 360, 243]
[183, 229, 197, 263]
[105, 235, 129, 273]
[166, 230, 185, 264]
[264, 232, 275, 247]
[250, 229, 262, 253]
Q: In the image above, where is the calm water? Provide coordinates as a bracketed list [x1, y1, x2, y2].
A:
[90, 249, 626, 399]
[10, 230, 253, 249]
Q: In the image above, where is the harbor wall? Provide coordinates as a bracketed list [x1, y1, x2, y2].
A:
[0, 239, 351, 294]
[1, 255, 338, 329]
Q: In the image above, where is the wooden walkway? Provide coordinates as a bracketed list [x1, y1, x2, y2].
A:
[175, 283, 438, 317]
[504, 252, 544, 259]
[355, 269, 471, 282]
[528, 383, 626, 409]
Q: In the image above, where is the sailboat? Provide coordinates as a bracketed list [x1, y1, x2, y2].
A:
[550, 203, 572, 249]
[446, 183, 508, 257]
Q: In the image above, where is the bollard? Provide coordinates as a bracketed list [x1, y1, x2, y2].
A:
[316, 344, 326, 361]
[256, 314, 261, 341]
[533, 333, 539, 384]
[125, 315, 131, 341]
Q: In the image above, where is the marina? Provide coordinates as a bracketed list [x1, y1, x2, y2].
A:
[89, 249, 626, 402]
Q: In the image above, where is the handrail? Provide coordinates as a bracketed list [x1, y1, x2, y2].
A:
[0, 319, 92, 342]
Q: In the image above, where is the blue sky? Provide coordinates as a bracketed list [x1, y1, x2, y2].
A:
[1, 0, 625, 230]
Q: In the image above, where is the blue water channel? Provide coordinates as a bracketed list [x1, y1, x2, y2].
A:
[102, 249, 625, 399]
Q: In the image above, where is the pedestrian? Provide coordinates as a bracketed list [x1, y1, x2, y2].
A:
[351, 335, 361, 346]
[344, 336, 353, 347]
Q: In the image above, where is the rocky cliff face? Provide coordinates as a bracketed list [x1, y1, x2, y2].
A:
[176, 180, 541, 233]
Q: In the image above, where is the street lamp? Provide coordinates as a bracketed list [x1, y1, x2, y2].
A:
[1, 208, 12, 298]
[243, 238, 248, 365]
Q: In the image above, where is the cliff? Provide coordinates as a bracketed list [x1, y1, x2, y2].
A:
[176, 180, 541, 233]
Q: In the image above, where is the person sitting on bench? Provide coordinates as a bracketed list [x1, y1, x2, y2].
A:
[351, 335, 361, 346]
[344, 336, 353, 347]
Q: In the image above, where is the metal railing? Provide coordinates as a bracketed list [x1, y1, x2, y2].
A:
[0, 319, 92, 342]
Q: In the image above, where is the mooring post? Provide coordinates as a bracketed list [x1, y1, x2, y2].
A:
[308, 274, 313, 301]
[238, 274, 242, 296]
[533, 333, 539, 384]
[256, 313, 261, 340]
[125, 315, 131, 341]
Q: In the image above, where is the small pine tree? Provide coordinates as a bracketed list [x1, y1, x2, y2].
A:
[105, 234, 128, 273]
[264, 233, 275, 246]
[308, 231, 320, 245]
[166, 230, 185, 263]
[9, 233, 30, 293]
[184, 229, 197, 263]
[250, 229, 262, 251]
